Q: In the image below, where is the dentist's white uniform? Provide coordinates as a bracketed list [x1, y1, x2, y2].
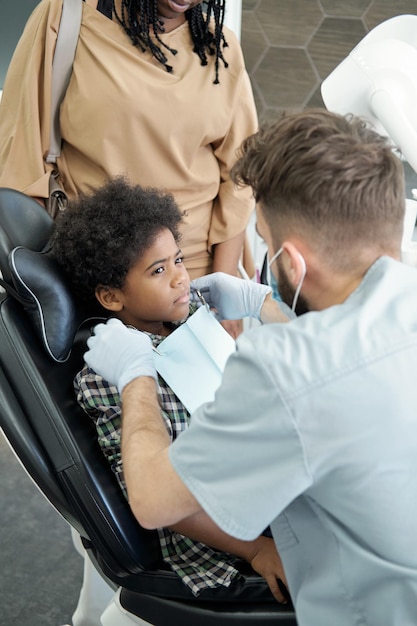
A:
[170, 257, 417, 626]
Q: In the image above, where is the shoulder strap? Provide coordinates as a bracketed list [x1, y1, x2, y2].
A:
[46, 0, 84, 164]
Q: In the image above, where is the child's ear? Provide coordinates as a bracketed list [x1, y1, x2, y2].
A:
[95, 285, 123, 312]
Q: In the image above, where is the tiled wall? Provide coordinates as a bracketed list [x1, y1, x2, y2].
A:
[241, 0, 417, 120]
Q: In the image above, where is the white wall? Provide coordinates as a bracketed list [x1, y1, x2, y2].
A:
[224, 1, 242, 40]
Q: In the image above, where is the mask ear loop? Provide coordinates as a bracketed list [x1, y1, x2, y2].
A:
[268, 247, 283, 269]
[291, 253, 306, 312]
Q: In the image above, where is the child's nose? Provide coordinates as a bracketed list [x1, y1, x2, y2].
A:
[171, 264, 187, 285]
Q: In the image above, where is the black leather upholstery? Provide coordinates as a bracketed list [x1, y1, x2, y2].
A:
[0, 188, 298, 624]
[0, 188, 54, 282]
[8, 247, 79, 362]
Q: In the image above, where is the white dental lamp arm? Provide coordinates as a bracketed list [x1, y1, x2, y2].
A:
[321, 19, 417, 175]
[370, 88, 417, 174]
[321, 17, 417, 264]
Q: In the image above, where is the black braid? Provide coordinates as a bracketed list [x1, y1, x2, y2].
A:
[112, 1, 228, 83]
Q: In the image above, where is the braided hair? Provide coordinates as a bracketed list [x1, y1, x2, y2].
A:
[111, 1, 228, 83]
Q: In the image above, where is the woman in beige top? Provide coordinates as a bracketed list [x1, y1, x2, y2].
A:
[0, 0, 257, 291]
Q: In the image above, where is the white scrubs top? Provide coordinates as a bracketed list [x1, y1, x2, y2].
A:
[170, 256, 417, 626]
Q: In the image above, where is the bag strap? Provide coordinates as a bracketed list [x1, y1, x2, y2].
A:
[46, 0, 84, 164]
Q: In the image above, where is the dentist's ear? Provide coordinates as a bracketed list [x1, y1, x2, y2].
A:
[281, 242, 307, 286]
[297, 251, 306, 281]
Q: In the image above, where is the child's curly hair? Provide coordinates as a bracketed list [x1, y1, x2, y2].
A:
[51, 176, 183, 312]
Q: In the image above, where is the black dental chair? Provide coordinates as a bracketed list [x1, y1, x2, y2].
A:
[0, 188, 297, 625]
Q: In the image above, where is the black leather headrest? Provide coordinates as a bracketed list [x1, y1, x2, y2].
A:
[8, 247, 79, 363]
[0, 188, 54, 283]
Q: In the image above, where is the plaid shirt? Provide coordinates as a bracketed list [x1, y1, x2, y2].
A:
[74, 307, 240, 596]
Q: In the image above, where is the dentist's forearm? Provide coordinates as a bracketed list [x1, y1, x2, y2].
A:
[259, 293, 290, 324]
[121, 377, 200, 529]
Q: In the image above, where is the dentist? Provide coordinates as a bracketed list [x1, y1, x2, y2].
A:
[85, 109, 417, 626]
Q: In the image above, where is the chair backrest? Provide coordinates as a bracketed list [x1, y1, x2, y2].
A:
[0, 188, 54, 282]
[0, 188, 161, 588]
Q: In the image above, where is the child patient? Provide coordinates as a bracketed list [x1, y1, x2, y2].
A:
[51, 177, 287, 602]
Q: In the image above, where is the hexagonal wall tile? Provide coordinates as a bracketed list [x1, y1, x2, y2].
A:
[256, 0, 324, 47]
[242, 0, 258, 9]
[365, 0, 417, 30]
[308, 17, 366, 79]
[319, 0, 373, 18]
[241, 12, 269, 73]
[253, 47, 318, 108]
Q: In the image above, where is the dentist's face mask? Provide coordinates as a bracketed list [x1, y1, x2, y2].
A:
[269, 247, 307, 313]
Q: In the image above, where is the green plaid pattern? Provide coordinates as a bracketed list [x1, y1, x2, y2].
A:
[74, 310, 240, 596]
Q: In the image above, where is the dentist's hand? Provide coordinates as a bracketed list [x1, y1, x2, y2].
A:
[191, 272, 272, 321]
[84, 318, 157, 394]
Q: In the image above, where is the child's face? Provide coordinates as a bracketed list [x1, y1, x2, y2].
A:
[105, 228, 190, 334]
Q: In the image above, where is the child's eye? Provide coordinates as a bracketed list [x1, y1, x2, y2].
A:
[153, 266, 165, 275]
[175, 256, 183, 264]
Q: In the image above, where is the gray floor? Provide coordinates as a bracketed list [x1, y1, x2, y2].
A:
[0, 432, 83, 626]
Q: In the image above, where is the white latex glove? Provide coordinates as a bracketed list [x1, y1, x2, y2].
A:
[191, 272, 272, 321]
[84, 318, 157, 394]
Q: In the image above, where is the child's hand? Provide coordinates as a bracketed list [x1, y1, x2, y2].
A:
[247, 536, 289, 604]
